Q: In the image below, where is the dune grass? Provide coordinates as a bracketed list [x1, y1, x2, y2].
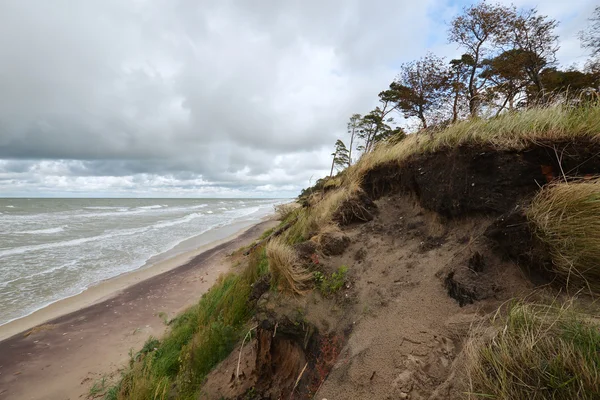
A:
[346, 103, 600, 186]
[266, 239, 312, 295]
[105, 247, 270, 400]
[527, 178, 600, 294]
[466, 301, 600, 400]
[282, 185, 357, 245]
[274, 202, 299, 221]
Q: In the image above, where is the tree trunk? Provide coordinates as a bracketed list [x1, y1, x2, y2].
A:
[329, 154, 335, 177]
[452, 82, 459, 123]
[468, 42, 483, 118]
[348, 129, 354, 167]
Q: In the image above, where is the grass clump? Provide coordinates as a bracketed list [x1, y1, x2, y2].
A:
[466, 301, 600, 400]
[274, 202, 299, 221]
[313, 266, 348, 296]
[282, 186, 356, 245]
[527, 178, 600, 293]
[266, 239, 312, 295]
[110, 247, 271, 400]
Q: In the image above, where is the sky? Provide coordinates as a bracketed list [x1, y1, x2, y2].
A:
[0, 0, 597, 198]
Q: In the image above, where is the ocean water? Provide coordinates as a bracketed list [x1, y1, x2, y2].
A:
[0, 198, 284, 326]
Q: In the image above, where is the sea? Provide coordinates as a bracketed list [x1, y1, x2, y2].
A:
[0, 198, 284, 326]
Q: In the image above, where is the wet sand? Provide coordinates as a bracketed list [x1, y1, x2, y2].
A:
[0, 218, 278, 400]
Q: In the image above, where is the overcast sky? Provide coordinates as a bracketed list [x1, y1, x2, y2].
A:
[0, 0, 596, 198]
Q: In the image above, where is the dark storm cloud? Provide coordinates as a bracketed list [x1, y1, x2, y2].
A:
[0, 0, 594, 196]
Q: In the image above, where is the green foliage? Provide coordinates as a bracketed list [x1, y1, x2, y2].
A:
[314, 266, 348, 296]
[259, 227, 275, 240]
[88, 377, 108, 398]
[392, 53, 450, 129]
[330, 139, 350, 176]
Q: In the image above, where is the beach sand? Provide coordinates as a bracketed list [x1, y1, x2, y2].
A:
[0, 218, 278, 400]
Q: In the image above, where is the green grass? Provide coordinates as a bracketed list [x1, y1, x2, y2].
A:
[313, 266, 348, 296]
[527, 178, 600, 293]
[108, 247, 271, 400]
[258, 227, 275, 240]
[466, 301, 600, 400]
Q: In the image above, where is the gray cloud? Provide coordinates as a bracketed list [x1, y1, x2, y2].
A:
[0, 0, 595, 197]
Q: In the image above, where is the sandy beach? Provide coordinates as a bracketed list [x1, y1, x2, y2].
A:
[0, 218, 278, 400]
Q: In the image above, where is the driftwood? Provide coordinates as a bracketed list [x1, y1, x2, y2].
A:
[243, 219, 296, 255]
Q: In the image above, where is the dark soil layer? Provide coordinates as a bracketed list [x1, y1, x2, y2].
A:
[362, 141, 600, 217]
[332, 190, 378, 225]
[484, 210, 555, 285]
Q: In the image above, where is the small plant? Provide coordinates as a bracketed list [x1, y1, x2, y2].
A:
[313, 271, 325, 284]
[244, 386, 257, 399]
[138, 337, 160, 358]
[156, 312, 169, 325]
[315, 266, 348, 296]
[88, 377, 107, 398]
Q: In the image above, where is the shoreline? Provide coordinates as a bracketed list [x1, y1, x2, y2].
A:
[0, 216, 278, 400]
[0, 215, 273, 342]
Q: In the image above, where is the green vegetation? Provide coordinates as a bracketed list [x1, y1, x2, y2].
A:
[104, 246, 271, 400]
[527, 178, 600, 293]
[89, 377, 109, 398]
[258, 227, 275, 240]
[314, 266, 348, 296]
[466, 302, 600, 400]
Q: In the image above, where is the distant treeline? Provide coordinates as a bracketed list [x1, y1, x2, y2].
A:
[327, 2, 600, 176]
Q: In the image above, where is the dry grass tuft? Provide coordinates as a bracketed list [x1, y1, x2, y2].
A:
[266, 239, 312, 295]
[282, 186, 356, 244]
[527, 178, 600, 293]
[465, 301, 600, 400]
[345, 103, 600, 186]
[274, 202, 299, 221]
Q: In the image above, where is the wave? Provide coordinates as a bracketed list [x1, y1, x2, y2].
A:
[17, 226, 67, 235]
[0, 225, 151, 259]
[5, 205, 14, 208]
[151, 213, 203, 229]
[84, 206, 128, 210]
[0, 211, 209, 258]
[136, 205, 163, 210]
[0, 260, 77, 287]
